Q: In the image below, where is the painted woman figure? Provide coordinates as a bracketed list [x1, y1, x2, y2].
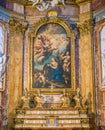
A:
[44, 58, 65, 84]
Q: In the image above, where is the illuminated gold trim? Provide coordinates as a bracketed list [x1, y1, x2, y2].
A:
[28, 15, 76, 94]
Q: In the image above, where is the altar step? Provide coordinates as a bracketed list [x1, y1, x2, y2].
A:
[14, 109, 94, 129]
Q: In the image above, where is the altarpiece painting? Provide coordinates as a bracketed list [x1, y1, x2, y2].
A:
[33, 23, 71, 89]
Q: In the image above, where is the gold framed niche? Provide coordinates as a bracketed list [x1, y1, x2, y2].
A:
[28, 13, 76, 94]
[95, 20, 105, 127]
[96, 21, 105, 91]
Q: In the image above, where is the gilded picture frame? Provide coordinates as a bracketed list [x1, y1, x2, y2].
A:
[28, 11, 76, 93]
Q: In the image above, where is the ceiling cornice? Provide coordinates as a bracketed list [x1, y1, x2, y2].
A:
[7, 0, 97, 6]
[7, 0, 77, 6]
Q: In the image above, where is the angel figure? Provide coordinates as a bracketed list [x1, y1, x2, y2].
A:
[61, 94, 69, 108]
[35, 95, 44, 108]
[74, 88, 82, 108]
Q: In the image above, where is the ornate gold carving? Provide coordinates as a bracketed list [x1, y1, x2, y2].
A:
[28, 15, 76, 93]
[29, 17, 75, 38]
[47, 10, 58, 17]
[61, 94, 69, 108]
[13, 88, 94, 129]
[35, 95, 44, 108]
[21, 88, 30, 109]
[78, 19, 93, 35]
[79, 18, 95, 112]
[9, 17, 28, 34]
[74, 88, 82, 108]
[16, 88, 91, 110]
[79, 12, 93, 23]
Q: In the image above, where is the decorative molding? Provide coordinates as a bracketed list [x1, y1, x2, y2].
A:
[7, 0, 76, 5]
[78, 19, 94, 35]
[95, 22, 105, 92]
[79, 11, 93, 22]
[13, 88, 94, 129]
[28, 12, 76, 92]
[29, 13, 75, 38]
[0, 8, 11, 22]
[9, 17, 28, 34]
[93, 8, 105, 23]
[80, 3, 91, 14]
